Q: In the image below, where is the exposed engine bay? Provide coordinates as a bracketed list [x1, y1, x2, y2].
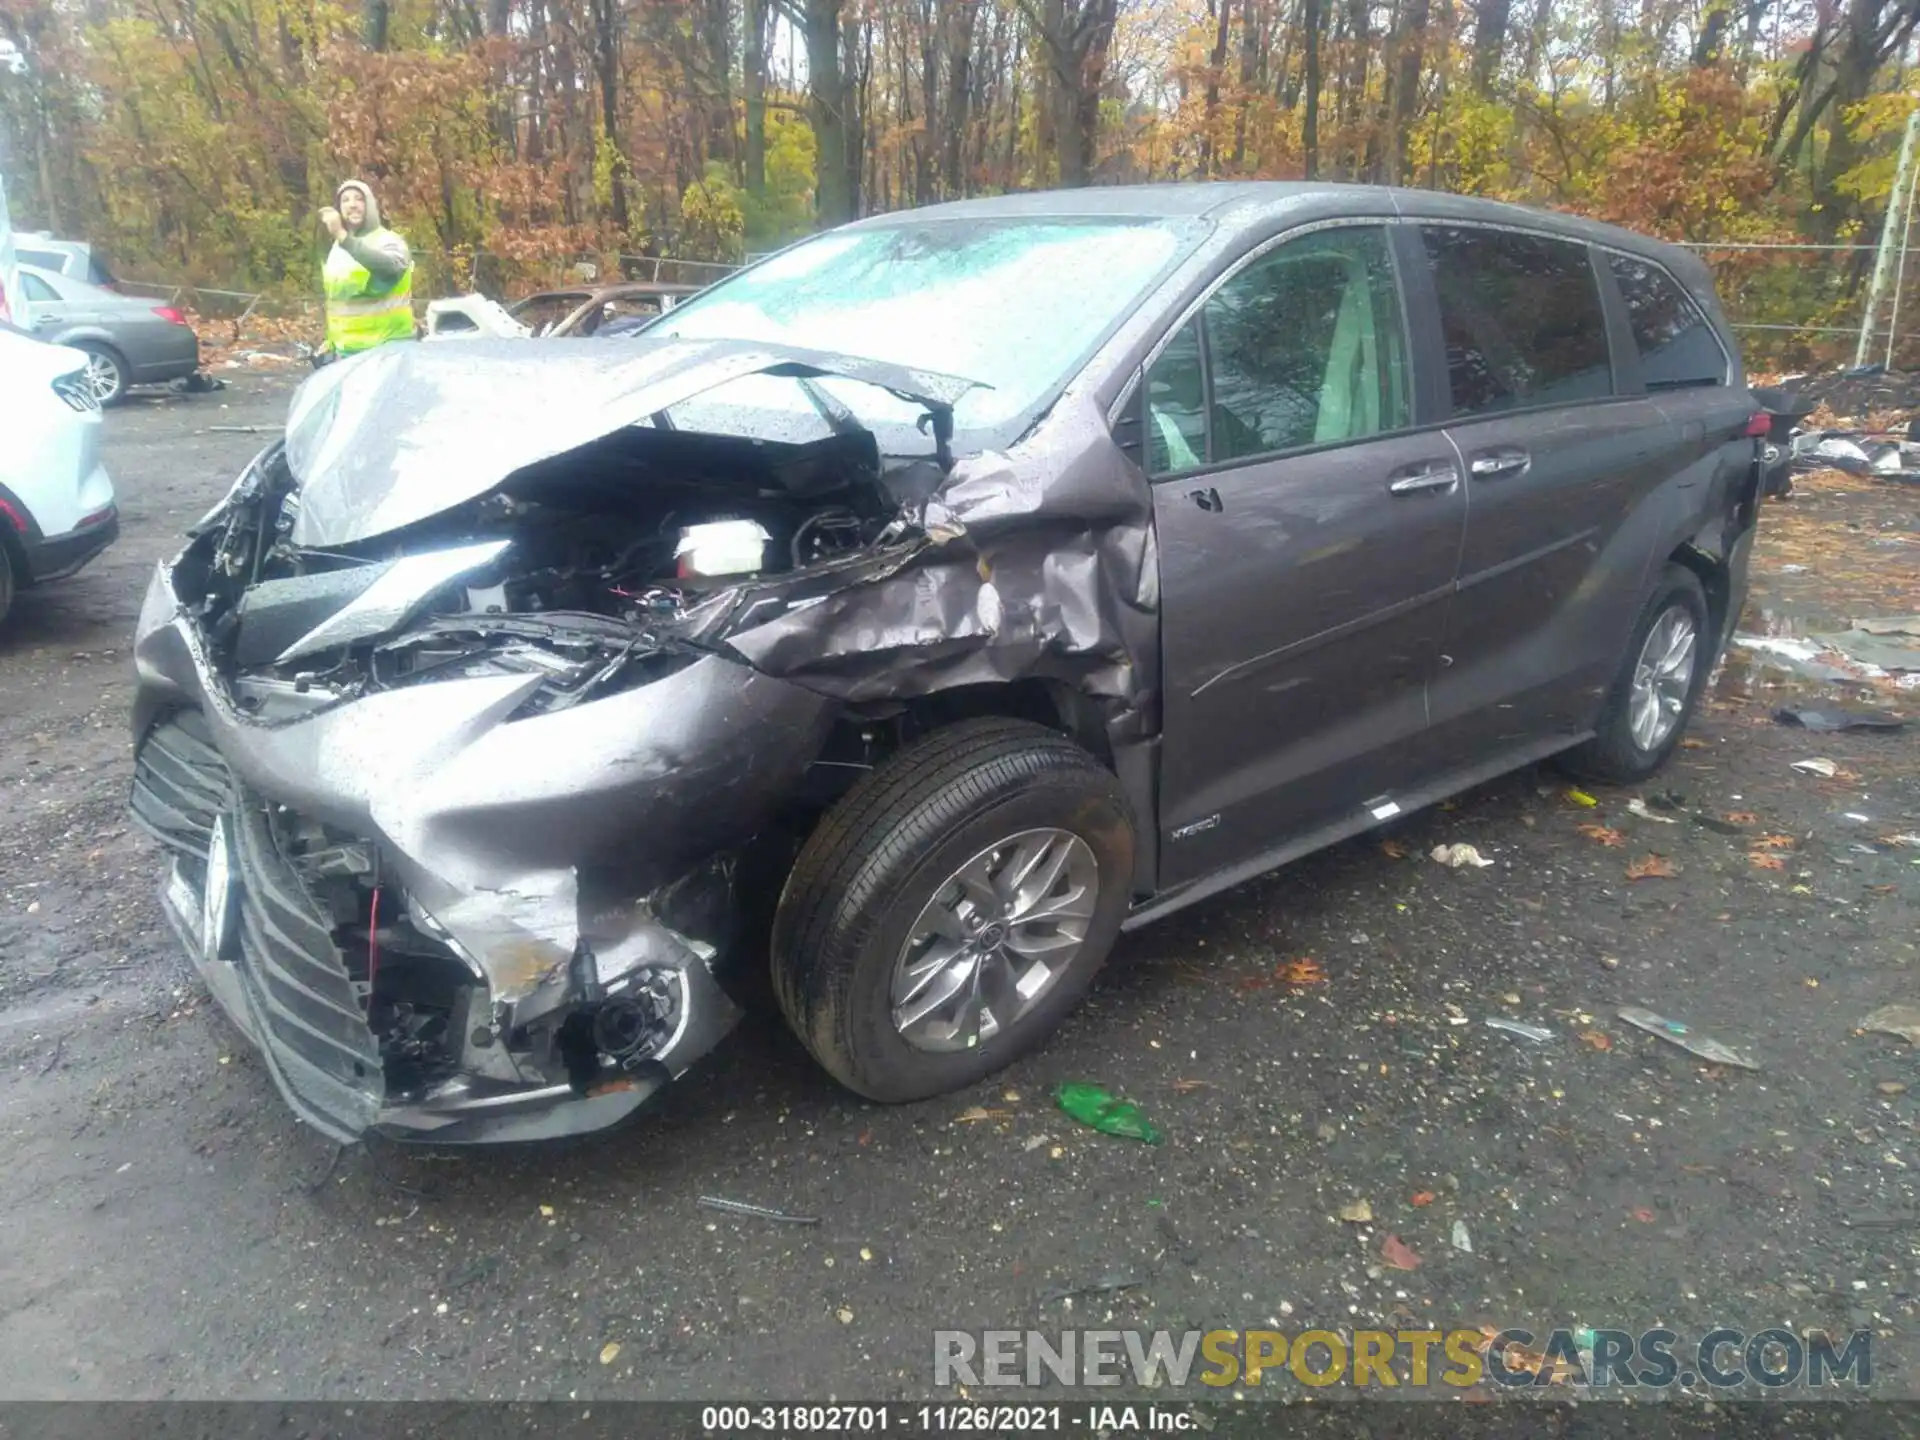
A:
[180, 425, 925, 723]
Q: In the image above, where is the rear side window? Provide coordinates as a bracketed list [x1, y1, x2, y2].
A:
[1607, 255, 1726, 389]
[21, 272, 57, 303]
[1422, 226, 1612, 417]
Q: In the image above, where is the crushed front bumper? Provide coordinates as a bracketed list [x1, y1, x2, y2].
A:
[130, 560, 835, 1144]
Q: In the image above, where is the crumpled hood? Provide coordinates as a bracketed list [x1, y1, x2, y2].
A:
[283, 337, 983, 548]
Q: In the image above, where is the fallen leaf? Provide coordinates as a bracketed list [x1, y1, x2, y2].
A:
[1626, 854, 1677, 880]
[1748, 852, 1787, 872]
[1578, 1029, 1613, 1051]
[1727, 811, 1760, 826]
[954, 1106, 1013, 1124]
[1379, 1234, 1422, 1270]
[1681, 738, 1708, 749]
[1278, 957, 1325, 986]
[1631, 1207, 1656, 1223]
[1410, 1191, 1436, 1207]
[1577, 823, 1626, 847]
[1171, 1078, 1212, 1094]
[1235, 973, 1272, 991]
[1338, 1199, 1375, 1223]
[599, 1342, 621, 1365]
[1381, 839, 1409, 859]
[1753, 834, 1798, 850]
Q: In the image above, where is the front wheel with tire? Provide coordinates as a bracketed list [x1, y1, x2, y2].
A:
[772, 717, 1136, 1103]
[1562, 564, 1712, 784]
[74, 343, 128, 406]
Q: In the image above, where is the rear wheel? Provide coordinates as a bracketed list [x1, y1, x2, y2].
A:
[74, 343, 128, 406]
[772, 717, 1135, 1103]
[1562, 564, 1711, 784]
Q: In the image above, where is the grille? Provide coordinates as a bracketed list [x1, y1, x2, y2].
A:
[52, 372, 101, 414]
[132, 710, 384, 1141]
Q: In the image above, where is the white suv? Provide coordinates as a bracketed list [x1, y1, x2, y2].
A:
[0, 322, 118, 623]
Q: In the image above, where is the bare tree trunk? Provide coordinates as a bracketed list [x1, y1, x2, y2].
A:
[804, 0, 856, 223]
[1471, 0, 1509, 93]
[590, 0, 628, 231]
[1387, 0, 1430, 182]
[1201, 0, 1233, 175]
[943, 0, 979, 195]
[1302, 0, 1323, 177]
[744, 0, 767, 198]
[1232, 0, 1263, 168]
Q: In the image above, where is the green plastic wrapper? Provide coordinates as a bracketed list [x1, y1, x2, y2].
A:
[1055, 1082, 1164, 1144]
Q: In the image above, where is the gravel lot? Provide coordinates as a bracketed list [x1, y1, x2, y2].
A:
[2, 372, 1917, 1408]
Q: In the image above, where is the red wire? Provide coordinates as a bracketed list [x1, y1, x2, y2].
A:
[367, 886, 381, 994]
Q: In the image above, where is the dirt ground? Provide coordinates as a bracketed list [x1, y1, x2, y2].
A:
[1, 375, 1918, 1407]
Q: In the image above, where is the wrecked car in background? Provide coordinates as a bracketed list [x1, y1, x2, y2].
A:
[131, 185, 1766, 1144]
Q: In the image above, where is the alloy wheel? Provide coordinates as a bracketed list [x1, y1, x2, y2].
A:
[890, 827, 1100, 1053]
[1628, 605, 1698, 752]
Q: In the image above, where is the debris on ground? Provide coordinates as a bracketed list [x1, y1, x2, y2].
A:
[1577, 823, 1626, 846]
[695, 1196, 823, 1226]
[1410, 1191, 1435, 1207]
[1337, 1199, 1374, 1223]
[1879, 1081, 1910, 1095]
[599, 1342, 622, 1365]
[1626, 799, 1678, 824]
[1775, 706, 1907, 733]
[1617, 1006, 1761, 1070]
[1827, 617, 1920, 674]
[954, 1106, 1014, 1124]
[1431, 843, 1494, 869]
[1055, 1083, 1164, 1144]
[1791, 430, 1920, 480]
[1041, 1270, 1147, 1305]
[1451, 1220, 1473, 1254]
[1860, 1005, 1920, 1046]
[1626, 854, 1678, 880]
[1380, 1234, 1422, 1270]
[1578, 1029, 1613, 1051]
[1792, 758, 1841, 778]
[1486, 1017, 1554, 1043]
[1566, 788, 1599, 808]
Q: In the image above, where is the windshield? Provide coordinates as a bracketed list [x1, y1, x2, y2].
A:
[649, 216, 1201, 452]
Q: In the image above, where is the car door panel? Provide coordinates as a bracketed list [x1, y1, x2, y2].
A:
[1149, 224, 1463, 889]
[1430, 397, 1676, 746]
[1409, 223, 1677, 763]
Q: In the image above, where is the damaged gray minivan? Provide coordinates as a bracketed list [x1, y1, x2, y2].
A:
[130, 184, 1765, 1144]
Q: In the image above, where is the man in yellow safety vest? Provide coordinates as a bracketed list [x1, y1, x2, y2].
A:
[318, 179, 414, 359]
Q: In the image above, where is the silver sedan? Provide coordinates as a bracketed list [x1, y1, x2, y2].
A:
[18, 264, 200, 404]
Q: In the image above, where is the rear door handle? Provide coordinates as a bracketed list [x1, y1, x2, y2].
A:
[1468, 447, 1531, 480]
[1387, 462, 1460, 495]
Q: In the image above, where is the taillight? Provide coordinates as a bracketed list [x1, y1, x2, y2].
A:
[0, 496, 25, 534]
[153, 306, 189, 326]
[1745, 411, 1772, 437]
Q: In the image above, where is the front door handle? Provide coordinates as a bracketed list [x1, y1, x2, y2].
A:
[1387, 462, 1460, 495]
[1468, 446, 1531, 480]
[1188, 485, 1223, 512]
